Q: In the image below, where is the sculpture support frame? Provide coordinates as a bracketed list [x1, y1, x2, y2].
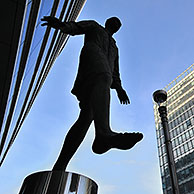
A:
[19, 171, 98, 194]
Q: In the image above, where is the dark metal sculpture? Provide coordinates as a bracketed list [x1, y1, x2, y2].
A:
[41, 16, 143, 171]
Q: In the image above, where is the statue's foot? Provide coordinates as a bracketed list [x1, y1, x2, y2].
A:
[92, 132, 143, 154]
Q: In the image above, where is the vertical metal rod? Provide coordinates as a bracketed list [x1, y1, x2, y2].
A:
[158, 106, 180, 194]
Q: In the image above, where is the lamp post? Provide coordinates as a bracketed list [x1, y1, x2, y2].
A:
[153, 90, 180, 194]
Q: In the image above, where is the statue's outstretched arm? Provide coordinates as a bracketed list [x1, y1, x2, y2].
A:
[41, 16, 64, 29]
[41, 16, 96, 35]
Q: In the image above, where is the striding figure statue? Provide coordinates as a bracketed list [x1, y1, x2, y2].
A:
[41, 16, 143, 171]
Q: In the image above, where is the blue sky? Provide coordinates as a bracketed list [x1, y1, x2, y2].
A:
[1, 0, 194, 194]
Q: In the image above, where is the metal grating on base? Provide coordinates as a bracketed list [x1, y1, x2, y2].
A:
[19, 171, 98, 194]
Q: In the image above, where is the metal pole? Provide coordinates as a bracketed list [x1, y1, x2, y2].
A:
[158, 106, 180, 194]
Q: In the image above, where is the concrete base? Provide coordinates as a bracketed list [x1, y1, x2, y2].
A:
[19, 171, 98, 194]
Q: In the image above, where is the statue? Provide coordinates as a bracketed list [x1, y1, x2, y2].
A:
[41, 16, 143, 171]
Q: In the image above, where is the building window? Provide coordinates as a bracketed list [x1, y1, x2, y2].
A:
[160, 156, 163, 166]
[159, 123, 162, 129]
[159, 146, 162, 156]
[189, 128, 193, 137]
[164, 155, 168, 164]
[173, 129, 177, 137]
[172, 121, 175, 128]
[178, 117, 182, 124]
[175, 138, 178, 147]
[162, 146, 166, 154]
[186, 119, 191, 128]
[192, 139, 194, 148]
[180, 124, 184, 133]
[178, 135, 183, 144]
[161, 137, 165, 145]
[157, 130, 160, 137]
[185, 111, 189, 120]
[185, 131, 190, 140]
[170, 131, 173, 138]
[180, 145, 184, 154]
[192, 107, 194, 114]
[158, 138, 161, 147]
[162, 180, 166, 189]
[189, 100, 193, 107]
[184, 104, 188, 111]
[181, 113, 185, 121]
[177, 148, 181, 156]
[182, 133, 186, 142]
[183, 123, 187, 130]
[188, 141, 192, 150]
[185, 168, 190, 178]
[191, 118, 194, 125]
[172, 139, 175, 148]
[184, 143, 189, 152]
[174, 119, 178, 126]
[176, 127, 180, 135]
[174, 149, 177, 158]
[188, 109, 192, 117]
[160, 129, 164, 136]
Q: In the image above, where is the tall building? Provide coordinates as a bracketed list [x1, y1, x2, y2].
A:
[0, 0, 87, 166]
[154, 64, 194, 194]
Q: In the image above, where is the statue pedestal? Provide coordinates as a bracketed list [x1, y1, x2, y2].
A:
[19, 171, 98, 194]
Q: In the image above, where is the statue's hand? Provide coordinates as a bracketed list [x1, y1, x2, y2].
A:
[41, 16, 62, 29]
[117, 89, 130, 105]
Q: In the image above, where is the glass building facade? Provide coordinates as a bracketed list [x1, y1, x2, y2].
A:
[154, 64, 194, 194]
[0, 0, 86, 166]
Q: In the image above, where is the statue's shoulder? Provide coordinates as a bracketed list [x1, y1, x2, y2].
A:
[79, 20, 105, 33]
[81, 20, 99, 26]
[78, 20, 100, 30]
[89, 20, 102, 29]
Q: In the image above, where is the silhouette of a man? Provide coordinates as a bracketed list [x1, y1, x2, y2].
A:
[41, 16, 143, 171]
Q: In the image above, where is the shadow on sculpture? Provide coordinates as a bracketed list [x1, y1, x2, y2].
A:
[41, 16, 143, 171]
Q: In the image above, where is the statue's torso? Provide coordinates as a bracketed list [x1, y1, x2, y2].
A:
[71, 22, 119, 99]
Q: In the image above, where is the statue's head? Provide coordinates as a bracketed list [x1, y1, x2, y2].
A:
[105, 17, 122, 34]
